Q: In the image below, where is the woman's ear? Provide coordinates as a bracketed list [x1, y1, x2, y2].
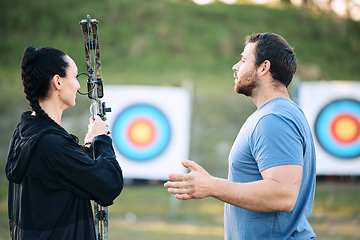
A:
[52, 74, 62, 91]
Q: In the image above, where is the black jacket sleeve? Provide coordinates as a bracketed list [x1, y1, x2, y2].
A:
[39, 133, 123, 206]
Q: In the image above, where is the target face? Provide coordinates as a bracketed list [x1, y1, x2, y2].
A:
[315, 99, 360, 159]
[103, 85, 191, 180]
[112, 104, 171, 161]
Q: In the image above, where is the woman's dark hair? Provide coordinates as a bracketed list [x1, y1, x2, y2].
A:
[246, 33, 297, 87]
[21, 46, 68, 120]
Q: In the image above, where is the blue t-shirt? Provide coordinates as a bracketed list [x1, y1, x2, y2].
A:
[224, 97, 316, 240]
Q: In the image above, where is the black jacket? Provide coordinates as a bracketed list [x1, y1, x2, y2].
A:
[6, 111, 123, 239]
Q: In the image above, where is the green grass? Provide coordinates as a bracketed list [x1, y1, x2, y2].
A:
[0, 183, 359, 239]
[108, 183, 360, 240]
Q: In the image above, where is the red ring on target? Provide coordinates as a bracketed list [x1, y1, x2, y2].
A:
[315, 99, 360, 159]
[330, 114, 360, 144]
[112, 104, 171, 161]
[127, 118, 156, 147]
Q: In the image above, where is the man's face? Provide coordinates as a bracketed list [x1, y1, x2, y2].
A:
[232, 43, 259, 97]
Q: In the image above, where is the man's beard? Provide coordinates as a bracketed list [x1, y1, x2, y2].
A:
[234, 69, 259, 97]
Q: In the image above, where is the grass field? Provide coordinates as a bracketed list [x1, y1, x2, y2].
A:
[113, 182, 360, 240]
[1, 181, 359, 239]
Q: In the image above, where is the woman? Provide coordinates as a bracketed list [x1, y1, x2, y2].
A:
[6, 46, 124, 239]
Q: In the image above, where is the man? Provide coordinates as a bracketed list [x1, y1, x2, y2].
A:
[164, 33, 316, 239]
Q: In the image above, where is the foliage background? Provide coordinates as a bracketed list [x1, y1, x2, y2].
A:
[0, 0, 359, 239]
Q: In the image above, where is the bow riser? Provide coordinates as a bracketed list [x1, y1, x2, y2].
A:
[78, 15, 110, 240]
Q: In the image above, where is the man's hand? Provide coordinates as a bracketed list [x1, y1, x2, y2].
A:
[164, 160, 214, 200]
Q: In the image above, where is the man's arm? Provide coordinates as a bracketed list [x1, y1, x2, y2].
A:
[164, 160, 302, 212]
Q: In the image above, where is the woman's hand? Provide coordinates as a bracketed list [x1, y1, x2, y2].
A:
[84, 115, 109, 144]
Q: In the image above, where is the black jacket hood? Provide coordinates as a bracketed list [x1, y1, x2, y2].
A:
[6, 111, 69, 183]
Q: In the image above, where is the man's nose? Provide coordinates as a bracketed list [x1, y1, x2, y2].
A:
[232, 62, 239, 72]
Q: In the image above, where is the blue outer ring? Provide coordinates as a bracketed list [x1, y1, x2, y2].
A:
[112, 104, 171, 161]
[315, 99, 360, 159]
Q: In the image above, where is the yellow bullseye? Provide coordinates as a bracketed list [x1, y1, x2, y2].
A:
[128, 119, 155, 146]
[331, 114, 360, 144]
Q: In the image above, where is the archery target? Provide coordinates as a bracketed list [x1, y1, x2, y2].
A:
[315, 99, 360, 159]
[112, 104, 171, 161]
[103, 85, 191, 180]
[298, 81, 360, 175]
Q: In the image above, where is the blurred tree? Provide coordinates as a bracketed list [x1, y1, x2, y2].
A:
[290, 0, 360, 20]
[280, 0, 292, 4]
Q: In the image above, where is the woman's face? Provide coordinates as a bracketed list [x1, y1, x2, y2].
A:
[59, 55, 80, 109]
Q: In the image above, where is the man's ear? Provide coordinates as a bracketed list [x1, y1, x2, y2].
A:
[258, 60, 271, 77]
[52, 74, 62, 91]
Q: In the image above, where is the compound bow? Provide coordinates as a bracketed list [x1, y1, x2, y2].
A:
[77, 15, 111, 240]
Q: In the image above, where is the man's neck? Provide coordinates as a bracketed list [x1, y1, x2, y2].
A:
[252, 85, 290, 109]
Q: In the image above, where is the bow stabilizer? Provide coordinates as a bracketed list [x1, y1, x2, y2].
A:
[78, 15, 111, 121]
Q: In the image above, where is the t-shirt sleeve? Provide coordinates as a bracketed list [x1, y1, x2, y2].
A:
[250, 114, 304, 172]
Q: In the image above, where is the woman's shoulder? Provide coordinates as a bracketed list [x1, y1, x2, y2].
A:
[37, 126, 77, 148]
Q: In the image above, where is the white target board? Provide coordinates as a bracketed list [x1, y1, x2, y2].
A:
[298, 81, 360, 175]
[103, 85, 191, 180]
